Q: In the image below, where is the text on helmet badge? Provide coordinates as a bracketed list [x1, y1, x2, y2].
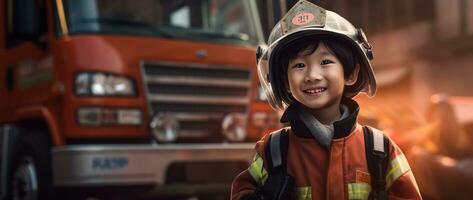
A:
[292, 12, 315, 26]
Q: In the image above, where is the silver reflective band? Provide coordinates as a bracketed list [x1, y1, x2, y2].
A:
[270, 132, 282, 168]
[372, 128, 385, 153]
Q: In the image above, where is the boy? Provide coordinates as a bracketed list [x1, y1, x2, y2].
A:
[231, 1, 422, 200]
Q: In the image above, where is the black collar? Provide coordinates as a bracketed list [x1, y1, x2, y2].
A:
[280, 97, 359, 139]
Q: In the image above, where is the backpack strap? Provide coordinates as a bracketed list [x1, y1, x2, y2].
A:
[363, 126, 390, 200]
[265, 128, 290, 174]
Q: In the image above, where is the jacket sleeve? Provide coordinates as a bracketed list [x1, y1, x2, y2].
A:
[386, 138, 423, 200]
[231, 134, 270, 200]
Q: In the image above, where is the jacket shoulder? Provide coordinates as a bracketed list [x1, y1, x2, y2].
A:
[255, 127, 289, 153]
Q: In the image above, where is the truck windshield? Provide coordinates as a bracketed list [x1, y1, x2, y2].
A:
[62, 0, 263, 44]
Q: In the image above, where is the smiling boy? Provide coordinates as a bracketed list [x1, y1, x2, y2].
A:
[231, 1, 421, 200]
[286, 41, 358, 124]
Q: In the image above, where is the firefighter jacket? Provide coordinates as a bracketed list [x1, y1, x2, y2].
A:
[231, 98, 422, 200]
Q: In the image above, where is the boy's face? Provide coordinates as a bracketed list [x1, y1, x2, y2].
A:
[287, 42, 357, 111]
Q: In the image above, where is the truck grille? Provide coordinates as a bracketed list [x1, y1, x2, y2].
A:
[142, 61, 252, 143]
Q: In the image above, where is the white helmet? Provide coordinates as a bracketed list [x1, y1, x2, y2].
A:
[257, 0, 377, 111]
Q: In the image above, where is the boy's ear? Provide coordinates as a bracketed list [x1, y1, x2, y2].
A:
[345, 64, 360, 86]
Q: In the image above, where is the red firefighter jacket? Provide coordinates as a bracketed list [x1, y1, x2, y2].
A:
[231, 99, 422, 200]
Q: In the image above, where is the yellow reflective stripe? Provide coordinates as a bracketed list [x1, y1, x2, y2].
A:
[297, 187, 311, 200]
[348, 182, 371, 200]
[386, 154, 411, 188]
[248, 154, 268, 186]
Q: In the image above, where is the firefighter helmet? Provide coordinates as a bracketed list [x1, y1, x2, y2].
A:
[257, 0, 377, 110]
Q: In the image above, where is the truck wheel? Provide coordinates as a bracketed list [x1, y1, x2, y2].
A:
[9, 132, 53, 200]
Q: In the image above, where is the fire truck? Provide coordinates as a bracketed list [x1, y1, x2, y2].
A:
[0, 0, 280, 199]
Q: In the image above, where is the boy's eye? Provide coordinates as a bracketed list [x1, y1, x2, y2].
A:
[321, 60, 334, 65]
[291, 63, 305, 69]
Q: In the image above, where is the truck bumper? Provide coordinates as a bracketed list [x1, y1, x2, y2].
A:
[52, 143, 254, 195]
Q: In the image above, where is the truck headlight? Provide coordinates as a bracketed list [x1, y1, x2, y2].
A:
[75, 72, 136, 96]
[222, 113, 247, 142]
[150, 114, 179, 143]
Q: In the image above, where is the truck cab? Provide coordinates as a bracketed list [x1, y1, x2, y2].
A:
[0, 0, 279, 199]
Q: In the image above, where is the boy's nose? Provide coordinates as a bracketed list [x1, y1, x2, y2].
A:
[304, 66, 323, 82]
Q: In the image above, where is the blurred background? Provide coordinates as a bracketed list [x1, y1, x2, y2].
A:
[0, 0, 472, 200]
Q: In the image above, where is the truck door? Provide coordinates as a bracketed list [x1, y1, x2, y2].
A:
[2, 0, 53, 109]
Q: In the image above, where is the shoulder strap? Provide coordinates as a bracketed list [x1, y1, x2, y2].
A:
[265, 128, 290, 174]
[363, 126, 390, 200]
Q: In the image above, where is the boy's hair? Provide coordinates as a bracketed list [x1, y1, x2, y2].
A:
[275, 36, 367, 105]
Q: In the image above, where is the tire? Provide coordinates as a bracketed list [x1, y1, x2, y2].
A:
[8, 132, 54, 200]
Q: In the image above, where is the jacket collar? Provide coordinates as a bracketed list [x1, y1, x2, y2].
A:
[280, 97, 359, 139]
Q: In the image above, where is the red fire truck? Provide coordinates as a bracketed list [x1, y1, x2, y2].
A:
[0, 0, 279, 199]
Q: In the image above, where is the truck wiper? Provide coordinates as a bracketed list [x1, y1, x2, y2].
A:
[77, 17, 175, 38]
[161, 25, 247, 41]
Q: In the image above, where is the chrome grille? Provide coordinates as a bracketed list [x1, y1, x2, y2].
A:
[142, 61, 252, 142]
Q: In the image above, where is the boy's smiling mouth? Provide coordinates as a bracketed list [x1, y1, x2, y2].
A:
[303, 87, 327, 95]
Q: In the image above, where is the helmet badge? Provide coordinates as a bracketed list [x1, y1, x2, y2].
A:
[292, 12, 315, 26]
[280, 1, 326, 34]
